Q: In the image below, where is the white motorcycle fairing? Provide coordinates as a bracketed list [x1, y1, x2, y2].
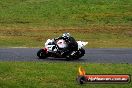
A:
[45, 39, 88, 51]
[77, 41, 88, 49]
[44, 39, 56, 51]
[44, 39, 68, 52]
[56, 39, 67, 48]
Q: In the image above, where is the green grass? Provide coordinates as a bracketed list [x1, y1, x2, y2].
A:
[0, 62, 131, 88]
[0, 1, 132, 88]
[0, 0, 132, 48]
[0, 0, 131, 28]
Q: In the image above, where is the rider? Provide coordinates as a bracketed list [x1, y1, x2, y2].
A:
[55, 33, 78, 56]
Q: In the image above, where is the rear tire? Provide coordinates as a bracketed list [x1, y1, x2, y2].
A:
[37, 49, 47, 59]
[79, 48, 85, 56]
[65, 48, 85, 60]
[74, 48, 85, 59]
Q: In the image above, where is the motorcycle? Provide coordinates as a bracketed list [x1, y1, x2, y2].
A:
[37, 38, 88, 60]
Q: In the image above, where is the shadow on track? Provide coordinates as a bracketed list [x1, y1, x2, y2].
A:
[37, 57, 86, 62]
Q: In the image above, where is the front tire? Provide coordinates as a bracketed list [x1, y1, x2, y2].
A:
[37, 49, 47, 59]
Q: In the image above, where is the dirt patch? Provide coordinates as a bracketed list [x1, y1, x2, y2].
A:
[0, 25, 131, 36]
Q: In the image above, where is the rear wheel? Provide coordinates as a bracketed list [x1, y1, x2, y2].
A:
[37, 49, 47, 59]
[65, 51, 79, 60]
[79, 48, 85, 56]
[74, 48, 85, 59]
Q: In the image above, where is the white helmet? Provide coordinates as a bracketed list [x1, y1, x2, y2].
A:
[62, 33, 70, 37]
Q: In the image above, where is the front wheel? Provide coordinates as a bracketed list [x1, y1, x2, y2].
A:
[37, 49, 47, 59]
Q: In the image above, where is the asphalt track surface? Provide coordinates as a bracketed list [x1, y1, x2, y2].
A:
[0, 48, 132, 64]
